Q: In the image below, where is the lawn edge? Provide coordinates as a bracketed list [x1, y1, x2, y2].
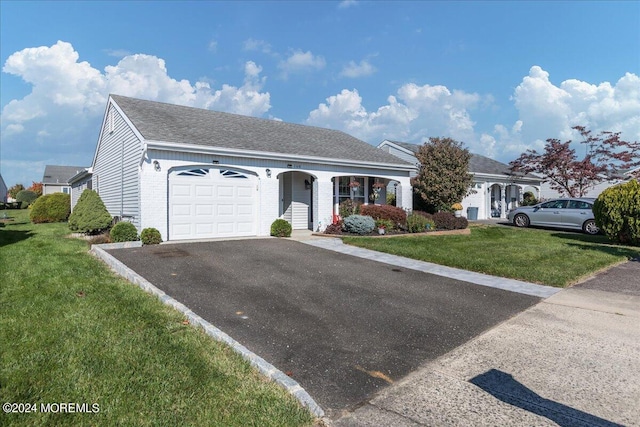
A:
[90, 244, 325, 418]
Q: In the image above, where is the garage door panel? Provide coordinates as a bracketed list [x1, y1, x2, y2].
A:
[169, 167, 257, 240]
[195, 185, 214, 197]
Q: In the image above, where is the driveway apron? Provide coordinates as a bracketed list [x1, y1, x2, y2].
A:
[107, 239, 540, 418]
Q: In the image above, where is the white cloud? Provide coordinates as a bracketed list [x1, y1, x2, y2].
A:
[338, 0, 357, 9]
[339, 60, 376, 78]
[243, 38, 273, 54]
[307, 84, 482, 148]
[0, 41, 272, 187]
[208, 40, 218, 52]
[498, 66, 640, 157]
[278, 50, 325, 78]
[104, 49, 132, 58]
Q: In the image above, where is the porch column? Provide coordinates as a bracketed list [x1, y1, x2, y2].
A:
[260, 177, 280, 236]
[395, 177, 413, 211]
[315, 179, 335, 231]
[500, 183, 507, 218]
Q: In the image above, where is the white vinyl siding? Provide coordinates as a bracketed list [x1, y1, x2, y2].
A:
[379, 144, 419, 177]
[92, 104, 143, 228]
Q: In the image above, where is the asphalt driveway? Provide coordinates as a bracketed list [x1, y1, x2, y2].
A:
[107, 239, 540, 418]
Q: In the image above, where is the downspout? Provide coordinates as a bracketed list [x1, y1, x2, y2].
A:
[120, 136, 124, 219]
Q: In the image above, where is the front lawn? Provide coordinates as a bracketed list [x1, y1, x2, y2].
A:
[343, 225, 639, 287]
[0, 210, 314, 426]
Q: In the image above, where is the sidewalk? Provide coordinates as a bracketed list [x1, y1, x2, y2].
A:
[334, 259, 640, 426]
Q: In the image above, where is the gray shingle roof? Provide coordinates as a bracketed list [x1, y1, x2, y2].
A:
[111, 95, 412, 166]
[42, 165, 87, 184]
[386, 140, 516, 176]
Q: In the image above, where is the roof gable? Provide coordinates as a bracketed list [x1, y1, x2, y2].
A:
[42, 165, 87, 184]
[110, 95, 411, 167]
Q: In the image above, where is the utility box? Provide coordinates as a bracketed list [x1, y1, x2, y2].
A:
[467, 207, 479, 220]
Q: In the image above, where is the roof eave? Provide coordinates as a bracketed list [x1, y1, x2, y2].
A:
[145, 140, 415, 172]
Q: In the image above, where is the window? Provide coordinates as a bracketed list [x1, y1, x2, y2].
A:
[541, 200, 567, 209]
[62, 187, 69, 194]
[220, 169, 248, 179]
[178, 168, 209, 177]
[338, 176, 365, 205]
[568, 200, 591, 210]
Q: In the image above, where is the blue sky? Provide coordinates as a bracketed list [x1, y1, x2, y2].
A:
[1, 0, 638, 188]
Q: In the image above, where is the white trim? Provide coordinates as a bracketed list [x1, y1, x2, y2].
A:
[377, 140, 418, 157]
[146, 140, 415, 172]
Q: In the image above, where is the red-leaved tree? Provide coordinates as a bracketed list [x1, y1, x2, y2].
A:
[509, 126, 640, 197]
[27, 181, 43, 197]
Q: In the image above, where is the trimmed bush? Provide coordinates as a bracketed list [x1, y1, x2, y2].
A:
[593, 180, 640, 246]
[16, 190, 38, 206]
[270, 219, 292, 237]
[406, 213, 430, 233]
[522, 191, 538, 206]
[30, 193, 71, 223]
[68, 190, 113, 234]
[386, 193, 396, 206]
[339, 199, 361, 219]
[141, 228, 163, 245]
[343, 215, 375, 235]
[433, 212, 458, 230]
[454, 216, 469, 230]
[359, 205, 407, 229]
[110, 222, 139, 243]
[324, 222, 343, 235]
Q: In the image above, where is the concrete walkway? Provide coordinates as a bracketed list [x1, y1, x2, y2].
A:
[332, 259, 640, 426]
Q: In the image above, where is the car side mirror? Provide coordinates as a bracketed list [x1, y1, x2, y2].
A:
[533, 207, 540, 212]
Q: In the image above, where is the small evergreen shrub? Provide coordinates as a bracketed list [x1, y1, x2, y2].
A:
[386, 193, 396, 206]
[454, 216, 469, 229]
[324, 222, 343, 235]
[16, 190, 38, 206]
[359, 205, 407, 229]
[141, 228, 163, 245]
[270, 218, 292, 237]
[68, 190, 113, 234]
[339, 199, 361, 219]
[593, 180, 639, 246]
[522, 191, 539, 206]
[343, 215, 375, 235]
[30, 193, 71, 223]
[433, 212, 457, 230]
[110, 222, 139, 243]
[406, 214, 429, 233]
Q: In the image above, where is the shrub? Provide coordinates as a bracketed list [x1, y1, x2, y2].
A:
[433, 212, 457, 230]
[110, 222, 139, 243]
[454, 216, 469, 230]
[413, 210, 434, 221]
[16, 190, 38, 206]
[270, 219, 292, 237]
[324, 222, 343, 235]
[522, 191, 538, 206]
[30, 193, 71, 223]
[359, 205, 407, 229]
[593, 180, 640, 246]
[339, 199, 361, 219]
[88, 233, 112, 245]
[68, 190, 113, 234]
[386, 193, 396, 206]
[375, 219, 394, 230]
[141, 228, 163, 245]
[343, 215, 375, 235]
[406, 214, 430, 233]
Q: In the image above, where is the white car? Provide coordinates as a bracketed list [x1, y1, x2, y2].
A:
[507, 198, 599, 235]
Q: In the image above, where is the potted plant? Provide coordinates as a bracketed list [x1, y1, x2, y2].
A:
[452, 202, 464, 217]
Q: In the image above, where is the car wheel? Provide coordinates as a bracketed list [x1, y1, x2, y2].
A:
[514, 213, 530, 228]
[583, 219, 599, 235]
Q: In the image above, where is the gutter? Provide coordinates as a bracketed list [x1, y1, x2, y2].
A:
[144, 140, 416, 173]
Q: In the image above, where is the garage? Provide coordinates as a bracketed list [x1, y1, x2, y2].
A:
[169, 167, 258, 240]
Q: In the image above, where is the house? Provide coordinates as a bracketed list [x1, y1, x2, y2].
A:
[0, 173, 7, 203]
[42, 165, 87, 195]
[377, 140, 542, 220]
[74, 95, 414, 241]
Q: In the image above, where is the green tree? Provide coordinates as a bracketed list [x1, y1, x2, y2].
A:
[411, 137, 474, 212]
[8, 183, 24, 200]
[68, 189, 112, 234]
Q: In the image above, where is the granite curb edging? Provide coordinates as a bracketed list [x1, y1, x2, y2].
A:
[90, 243, 325, 418]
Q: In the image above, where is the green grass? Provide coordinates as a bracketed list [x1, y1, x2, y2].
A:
[0, 210, 314, 426]
[343, 225, 640, 287]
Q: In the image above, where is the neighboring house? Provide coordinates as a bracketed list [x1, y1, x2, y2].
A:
[68, 168, 93, 210]
[76, 95, 414, 241]
[0, 173, 7, 203]
[42, 165, 87, 195]
[378, 140, 542, 220]
[537, 168, 636, 200]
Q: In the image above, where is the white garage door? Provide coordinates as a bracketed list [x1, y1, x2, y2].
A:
[169, 167, 258, 240]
